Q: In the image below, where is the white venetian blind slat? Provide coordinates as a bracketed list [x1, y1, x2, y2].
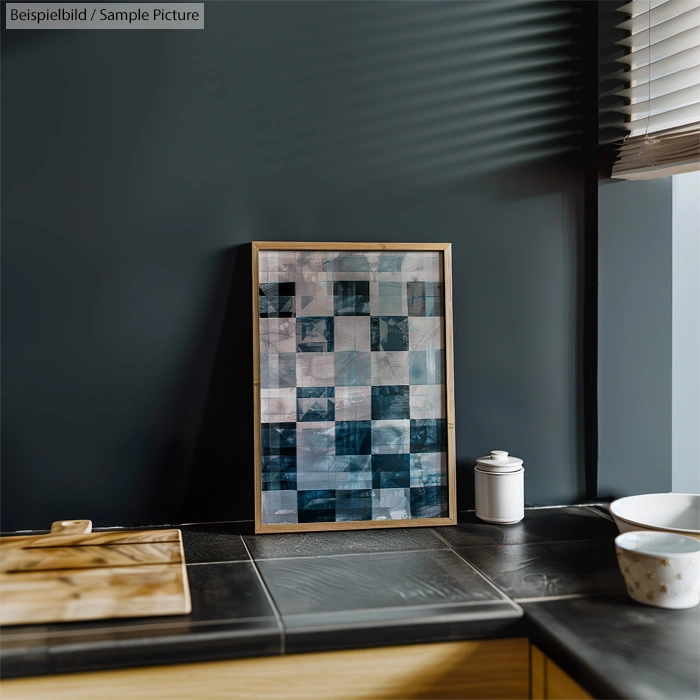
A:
[613, 83, 700, 114]
[617, 0, 671, 17]
[617, 5, 700, 48]
[614, 25, 700, 66]
[614, 65, 700, 99]
[605, 0, 700, 178]
[626, 101, 700, 132]
[618, 0, 696, 32]
[616, 44, 700, 83]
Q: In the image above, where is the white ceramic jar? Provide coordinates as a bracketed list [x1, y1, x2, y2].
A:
[474, 450, 524, 524]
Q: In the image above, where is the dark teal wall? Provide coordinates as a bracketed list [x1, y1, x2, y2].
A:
[598, 178, 673, 498]
[1, 1, 596, 530]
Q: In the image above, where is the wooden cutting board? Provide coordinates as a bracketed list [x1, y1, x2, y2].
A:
[0, 520, 191, 626]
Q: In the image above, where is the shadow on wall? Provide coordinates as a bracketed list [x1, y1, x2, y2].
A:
[3, 1, 585, 188]
[149, 245, 255, 523]
[179, 246, 255, 523]
[597, 0, 628, 176]
[233, 0, 586, 188]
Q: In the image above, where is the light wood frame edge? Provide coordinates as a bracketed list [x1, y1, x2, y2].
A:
[252, 242, 457, 534]
[252, 242, 263, 533]
[442, 243, 457, 525]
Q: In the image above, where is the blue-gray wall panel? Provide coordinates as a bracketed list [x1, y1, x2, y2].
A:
[598, 178, 673, 498]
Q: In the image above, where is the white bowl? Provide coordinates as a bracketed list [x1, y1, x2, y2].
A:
[615, 531, 700, 609]
[610, 493, 700, 540]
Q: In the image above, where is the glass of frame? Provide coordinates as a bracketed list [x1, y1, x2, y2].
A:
[252, 242, 456, 533]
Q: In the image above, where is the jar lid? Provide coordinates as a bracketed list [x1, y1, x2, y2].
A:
[475, 450, 523, 473]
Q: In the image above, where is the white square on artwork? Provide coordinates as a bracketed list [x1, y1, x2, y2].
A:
[259, 318, 297, 354]
[297, 354, 335, 387]
[408, 317, 444, 351]
[410, 385, 446, 420]
[371, 419, 410, 454]
[403, 252, 441, 274]
[334, 386, 372, 421]
[372, 488, 410, 520]
[261, 491, 298, 524]
[371, 351, 409, 386]
[298, 251, 337, 279]
[274, 251, 297, 275]
[334, 317, 371, 352]
[297, 280, 333, 317]
[261, 388, 296, 422]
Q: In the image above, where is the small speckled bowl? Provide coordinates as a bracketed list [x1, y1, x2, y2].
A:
[616, 531, 700, 610]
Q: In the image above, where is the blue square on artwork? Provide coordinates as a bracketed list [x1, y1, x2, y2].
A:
[259, 283, 296, 319]
[334, 281, 370, 316]
[410, 486, 447, 518]
[371, 385, 410, 420]
[335, 420, 372, 455]
[297, 387, 335, 422]
[410, 419, 447, 453]
[259, 282, 297, 297]
[335, 489, 373, 521]
[262, 455, 297, 491]
[370, 316, 409, 351]
[297, 317, 334, 352]
[371, 454, 410, 489]
[331, 455, 372, 490]
[298, 490, 336, 522]
[261, 422, 297, 456]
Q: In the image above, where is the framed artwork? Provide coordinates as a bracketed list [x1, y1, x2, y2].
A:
[252, 242, 456, 533]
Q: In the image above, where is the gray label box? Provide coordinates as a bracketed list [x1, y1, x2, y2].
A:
[6, 4, 204, 29]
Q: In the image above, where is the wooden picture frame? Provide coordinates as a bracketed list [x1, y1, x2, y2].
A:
[252, 242, 456, 533]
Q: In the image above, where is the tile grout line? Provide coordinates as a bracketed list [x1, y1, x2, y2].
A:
[187, 559, 251, 567]
[429, 527, 453, 548]
[240, 535, 287, 656]
[0, 506, 616, 537]
[452, 537, 618, 550]
[238, 545, 450, 563]
[441, 547, 523, 612]
[583, 505, 615, 522]
[281, 598, 515, 619]
[454, 504, 595, 515]
[515, 593, 604, 604]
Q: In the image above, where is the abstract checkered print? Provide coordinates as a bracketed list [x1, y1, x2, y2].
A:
[258, 250, 448, 525]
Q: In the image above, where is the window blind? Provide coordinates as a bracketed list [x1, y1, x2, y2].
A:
[606, 0, 700, 179]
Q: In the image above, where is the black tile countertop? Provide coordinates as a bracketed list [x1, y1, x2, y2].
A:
[1, 506, 699, 700]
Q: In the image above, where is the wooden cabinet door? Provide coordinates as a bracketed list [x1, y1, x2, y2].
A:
[1, 638, 529, 700]
[531, 645, 593, 700]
